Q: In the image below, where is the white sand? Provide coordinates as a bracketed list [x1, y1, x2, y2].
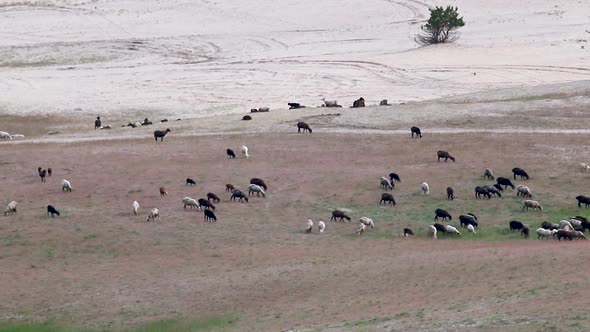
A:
[0, 0, 588, 117]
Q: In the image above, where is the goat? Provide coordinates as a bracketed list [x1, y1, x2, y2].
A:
[437, 150, 455, 162]
[47, 205, 60, 217]
[61, 179, 72, 192]
[186, 178, 196, 186]
[512, 167, 529, 180]
[421, 182, 430, 195]
[132, 201, 140, 215]
[522, 200, 542, 211]
[226, 149, 236, 158]
[410, 126, 422, 138]
[379, 193, 396, 205]
[250, 178, 267, 191]
[159, 187, 168, 197]
[446, 187, 454, 200]
[575, 195, 590, 207]
[230, 189, 249, 203]
[403, 228, 414, 237]
[4, 201, 17, 216]
[331, 209, 351, 222]
[496, 177, 515, 189]
[146, 208, 159, 221]
[483, 168, 494, 180]
[225, 184, 235, 192]
[240, 145, 250, 159]
[380, 177, 394, 191]
[297, 122, 312, 133]
[204, 209, 217, 222]
[153, 128, 171, 142]
[207, 192, 220, 203]
[434, 208, 452, 221]
[248, 184, 266, 198]
[306, 219, 313, 233]
[389, 172, 401, 183]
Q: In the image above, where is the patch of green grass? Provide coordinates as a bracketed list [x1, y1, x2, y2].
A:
[343, 316, 390, 328]
[82, 234, 97, 241]
[0, 321, 90, 332]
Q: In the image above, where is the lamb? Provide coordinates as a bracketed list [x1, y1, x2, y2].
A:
[186, 178, 196, 186]
[182, 197, 200, 210]
[521, 226, 530, 238]
[509, 220, 524, 231]
[159, 187, 168, 197]
[389, 172, 401, 183]
[421, 182, 430, 195]
[536, 228, 556, 239]
[61, 179, 72, 192]
[47, 205, 60, 217]
[410, 126, 422, 138]
[446, 187, 454, 200]
[437, 150, 455, 162]
[318, 220, 326, 234]
[297, 122, 312, 133]
[306, 219, 313, 233]
[380, 177, 394, 191]
[379, 193, 396, 205]
[483, 168, 494, 180]
[403, 228, 414, 237]
[434, 208, 452, 221]
[198, 198, 216, 210]
[428, 225, 437, 239]
[146, 208, 160, 221]
[250, 178, 267, 191]
[496, 177, 515, 189]
[4, 201, 17, 216]
[575, 195, 590, 207]
[207, 192, 221, 203]
[459, 214, 478, 228]
[516, 185, 532, 198]
[359, 217, 375, 229]
[467, 224, 476, 234]
[226, 149, 236, 158]
[248, 184, 266, 198]
[225, 184, 235, 192]
[522, 200, 542, 211]
[153, 128, 171, 142]
[230, 189, 249, 203]
[356, 223, 366, 236]
[331, 209, 351, 222]
[132, 201, 140, 215]
[445, 225, 461, 235]
[39, 169, 47, 182]
[240, 145, 249, 159]
[204, 209, 217, 222]
[512, 167, 529, 180]
[0, 131, 13, 140]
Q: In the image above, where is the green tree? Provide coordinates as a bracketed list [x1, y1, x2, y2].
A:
[417, 6, 465, 45]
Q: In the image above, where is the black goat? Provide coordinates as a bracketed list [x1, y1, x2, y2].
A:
[186, 178, 196, 186]
[198, 198, 216, 210]
[297, 122, 312, 133]
[410, 126, 422, 138]
[204, 209, 217, 222]
[227, 149, 236, 158]
[380, 193, 396, 205]
[403, 228, 414, 237]
[331, 210, 351, 222]
[207, 192, 220, 203]
[512, 167, 529, 180]
[434, 208, 452, 221]
[446, 187, 454, 200]
[437, 150, 455, 162]
[496, 177, 515, 189]
[509, 220, 524, 231]
[389, 172, 401, 183]
[575, 195, 590, 207]
[154, 128, 171, 142]
[250, 178, 267, 191]
[47, 205, 60, 217]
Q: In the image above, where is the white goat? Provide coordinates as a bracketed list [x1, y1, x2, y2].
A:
[248, 184, 266, 198]
[146, 208, 159, 222]
[428, 225, 437, 239]
[61, 179, 72, 192]
[536, 228, 556, 239]
[467, 224, 476, 234]
[132, 201, 140, 215]
[318, 220, 326, 234]
[182, 197, 200, 210]
[380, 177, 393, 191]
[568, 218, 582, 228]
[0, 131, 13, 140]
[559, 220, 574, 231]
[483, 168, 494, 180]
[321, 98, 338, 107]
[4, 201, 17, 216]
[522, 199, 542, 211]
[356, 223, 366, 236]
[306, 219, 313, 233]
[359, 217, 375, 229]
[445, 224, 461, 235]
[240, 145, 249, 159]
[516, 185, 532, 198]
[581, 163, 590, 172]
[421, 182, 430, 195]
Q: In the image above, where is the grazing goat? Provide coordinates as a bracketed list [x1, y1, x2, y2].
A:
[474, 186, 491, 199]
[204, 209, 217, 222]
[226, 149, 236, 158]
[445, 225, 461, 235]
[359, 217, 375, 229]
[380, 177, 394, 191]
[94, 116, 101, 130]
[496, 177, 515, 189]
[207, 193, 220, 203]
[47, 205, 60, 217]
[410, 126, 422, 138]
[182, 197, 200, 210]
[516, 185, 532, 198]
[581, 163, 590, 172]
[379, 99, 390, 106]
[356, 223, 366, 236]
[521, 226, 530, 238]
[198, 198, 216, 210]
[306, 219, 313, 233]
[331, 209, 351, 222]
[250, 178, 267, 191]
[428, 225, 438, 239]
[321, 98, 340, 107]
[61, 179, 72, 192]
[4, 201, 17, 216]
[434, 208, 452, 221]
[379, 193, 396, 205]
[421, 182, 430, 195]
[459, 214, 478, 228]
[509, 220, 524, 231]
[0, 131, 13, 140]
[403, 228, 414, 237]
[240, 145, 249, 159]
[47, 168, 52, 176]
[540, 221, 558, 230]
[297, 122, 312, 133]
[318, 220, 326, 233]
[575, 195, 590, 207]
[146, 208, 159, 221]
[230, 189, 249, 203]
[248, 184, 266, 198]
[132, 201, 140, 215]
[242, 115, 252, 121]
[559, 220, 574, 230]
[288, 102, 304, 109]
[522, 200, 542, 211]
[186, 178, 196, 186]
[467, 224, 476, 234]
[225, 184, 235, 192]
[352, 97, 365, 108]
[153, 128, 171, 142]
[493, 184, 504, 192]
[483, 168, 494, 180]
[437, 150, 455, 162]
[159, 187, 168, 197]
[536, 228, 556, 239]
[447, 187, 454, 200]
[512, 167, 529, 180]
[389, 172, 401, 183]
[483, 185, 502, 198]
[433, 223, 447, 235]
[39, 169, 47, 182]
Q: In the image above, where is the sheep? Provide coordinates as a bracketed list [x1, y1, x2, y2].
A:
[568, 218, 582, 228]
[159, 187, 168, 197]
[483, 185, 502, 198]
[321, 98, 340, 107]
[186, 178, 196, 186]
[522, 200, 542, 211]
[496, 177, 515, 189]
[581, 163, 590, 172]
[359, 217, 375, 229]
[356, 223, 366, 236]
[573, 231, 587, 240]
[61, 179, 72, 192]
[521, 226, 530, 238]
[288, 102, 305, 109]
[351, 97, 365, 108]
[410, 126, 422, 138]
[39, 169, 47, 182]
[428, 225, 437, 239]
[556, 229, 574, 241]
[403, 228, 414, 237]
[47, 168, 52, 176]
[512, 167, 529, 180]
[132, 201, 140, 215]
[0, 131, 13, 140]
[4, 201, 17, 216]
[47, 205, 60, 217]
[493, 184, 504, 192]
[207, 193, 220, 203]
[380, 177, 394, 191]
[153, 128, 171, 142]
[198, 198, 216, 210]
[248, 184, 266, 198]
[240, 145, 249, 159]
[575, 195, 590, 207]
[437, 150, 455, 162]
[230, 189, 249, 203]
[509, 220, 524, 231]
[459, 214, 478, 228]
[379, 193, 396, 205]
[446, 187, 454, 200]
[559, 220, 574, 230]
[467, 224, 476, 234]
[306, 219, 313, 233]
[421, 182, 430, 195]
[204, 209, 217, 222]
[242, 115, 252, 121]
[94, 116, 101, 130]
[182, 197, 200, 210]
[433, 223, 447, 235]
[389, 172, 401, 183]
[540, 221, 558, 230]
[297, 122, 312, 133]
[257, 107, 270, 112]
[146, 208, 159, 221]
[331, 209, 351, 222]
[250, 178, 267, 191]
[226, 149, 236, 158]
[226, 184, 235, 192]
[483, 168, 494, 180]
[318, 220, 326, 234]
[536, 228, 556, 239]
[379, 99, 390, 106]
[434, 208, 452, 221]
[516, 185, 532, 198]
[445, 225, 461, 235]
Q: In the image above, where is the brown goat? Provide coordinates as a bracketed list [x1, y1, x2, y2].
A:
[159, 187, 168, 197]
